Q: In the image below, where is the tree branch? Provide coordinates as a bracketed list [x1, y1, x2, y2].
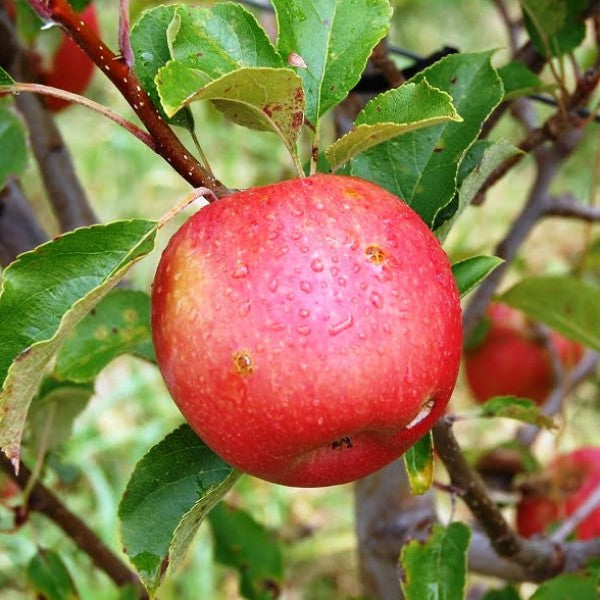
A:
[0, 178, 48, 266]
[433, 418, 566, 581]
[28, 0, 228, 196]
[1, 5, 98, 231]
[543, 195, 600, 221]
[551, 482, 600, 543]
[0, 454, 148, 599]
[517, 351, 600, 447]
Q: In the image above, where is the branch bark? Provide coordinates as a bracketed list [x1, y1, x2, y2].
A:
[0, 454, 148, 599]
[0, 178, 48, 266]
[27, 0, 227, 196]
[1, 4, 98, 232]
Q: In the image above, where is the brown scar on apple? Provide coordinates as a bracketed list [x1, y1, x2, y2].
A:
[365, 244, 386, 264]
[331, 436, 353, 450]
[233, 350, 254, 375]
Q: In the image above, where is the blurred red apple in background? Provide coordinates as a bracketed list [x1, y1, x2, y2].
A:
[151, 174, 462, 487]
[464, 303, 582, 405]
[517, 447, 600, 539]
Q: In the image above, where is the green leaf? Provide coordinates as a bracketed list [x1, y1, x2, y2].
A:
[480, 396, 556, 429]
[452, 256, 503, 298]
[130, 4, 193, 129]
[435, 139, 522, 240]
[403, 431, 434, 495]
[522, 0, 587, 57]
[401, 522, 471, 600]
[26, 377, 93, 454]
[0, 106, 28, 189]
[208, 503, 283, 600]
[0, 66, 14, 86]
[272, 0, 392, 126]
[498, 61, 555, 101]
[325, 80, 461, 171]
[482, 585, 522, 600]
[156, 65, 304, 153]
[352, 51, 504, 227]
[500, 276, 600, 352]
[54, 289, 154, 383]
[0, 219, 157, 466]
[118, 424, 241, 592]
[530, 573, 598, 600]
[168, 3, 284, 75]
[26, 548, 78, 600]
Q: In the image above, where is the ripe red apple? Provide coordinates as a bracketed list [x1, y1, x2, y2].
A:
[464, 303, 583, 405]
[516, 447, 600, 539]
[151, 174, 462, 487]
[41, 4, 99, 113]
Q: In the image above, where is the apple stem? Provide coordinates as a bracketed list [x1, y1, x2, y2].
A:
[25, 0, 229, 197]
[291, 147, 306, 178]
[3, 82, 157, 150]
[158, 187, 219, 228]
[118, 0, 134, 68]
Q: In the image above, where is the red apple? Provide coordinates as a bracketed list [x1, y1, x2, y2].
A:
[41, 4, 98, 113]
[517, 447, 600, 540]
[464, 303, 583, 405]
[151, 174, 462, 487]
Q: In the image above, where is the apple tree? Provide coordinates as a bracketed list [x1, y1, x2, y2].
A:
[0, 0, 600, 598]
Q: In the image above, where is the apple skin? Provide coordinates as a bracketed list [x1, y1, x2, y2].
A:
[517, 448, 600, 540]
[464, 303, 583, 405]
[151, 174, 462, 487]
[42, 4, 98, 113]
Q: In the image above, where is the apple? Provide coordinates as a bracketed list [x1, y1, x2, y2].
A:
[516, 447, 600, 539]
[41, 4, 98, 113]
[464, 303, 582, 405]
[151, 174, 462, 487]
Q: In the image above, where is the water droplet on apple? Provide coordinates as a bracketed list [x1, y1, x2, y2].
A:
[328, 314, 354, 336]
[299, 308, 311, 318]
[370, 291, 383, 309]
[268, 277, 279, 292]
[331, 266, 339, 277]
[299, 280, 312, 293]
[232, 262, 249, 278]
[287, 292, 295, 301]
[360, 282, 368, 291]
[315, 201, 325, 210]
[275, 245, 289, 257]
[297, 324, 311, 336]
[300, 245, 309, 253]
[338, 277, 347, 287]
[239, 300, 251, 316]
[311, 258, 324, 272]
[266, 321, 286, 331]
[290, 228, 302, 240]
[268, 230, 279, 240]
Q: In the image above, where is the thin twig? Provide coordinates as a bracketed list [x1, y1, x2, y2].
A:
[517, 351, 599, 447]
[3, 83, 156, 150]
[26, 0, 228, 196]
[433, 418, 566, 581]
[118, 0, 134, 68]
[551, 482, 600, 542]
[0, 454, 148, 599]
[544, 195, 600, 221]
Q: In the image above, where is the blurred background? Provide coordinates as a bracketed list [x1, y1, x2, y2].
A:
[1, 0, 600, 597]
